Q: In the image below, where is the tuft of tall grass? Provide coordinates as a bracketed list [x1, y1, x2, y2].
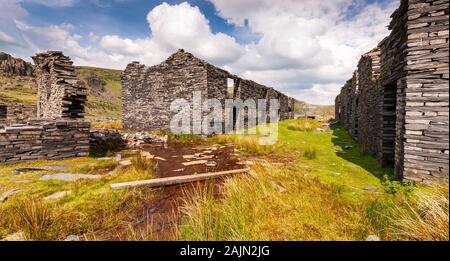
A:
[365, 183, 449, 241]
[287, 118, 321, 132]
[303, 147, 318, 160]
[153, 131, 206, 145]
[5, 197, 58, 240]
[210, 135, 284, 156]
[91, 120, 122, 130]
[131, 155, 153, 173]
[391, 184, 448, 240]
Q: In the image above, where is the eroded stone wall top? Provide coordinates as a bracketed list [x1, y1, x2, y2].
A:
[32, 51, 86, 119]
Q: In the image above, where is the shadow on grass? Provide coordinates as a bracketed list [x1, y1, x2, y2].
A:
[330, 125, 394, 180]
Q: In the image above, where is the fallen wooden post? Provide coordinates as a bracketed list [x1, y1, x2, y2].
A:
[110, 168, 250, 190]
[182, 159, 208, 166]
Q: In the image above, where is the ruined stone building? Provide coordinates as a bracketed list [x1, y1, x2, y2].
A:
[122, 49, 295, 132]
[335, 0, 449, 183]
[0, 51, 90, 164]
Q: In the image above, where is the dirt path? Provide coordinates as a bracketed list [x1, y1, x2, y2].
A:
[142, 143, 243, 178]
[108, 143, 243, 240]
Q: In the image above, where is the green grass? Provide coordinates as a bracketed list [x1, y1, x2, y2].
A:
[75, 66, 122, 119]
[0, 155, 155, 240]
[210, 133, 286, 156]
[178, 119, 447, 241]
[85, 96, 122, 119]
[76, 66, 122, 99]
[1, 118, 447, 241]
[76, 66, 122, 83]
[287, 117, 321, 132]
[303, 147, 317, 159]
[0, 76, 37, 105]
[91, 120, 123, 130]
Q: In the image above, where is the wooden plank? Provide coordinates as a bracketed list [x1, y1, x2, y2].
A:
[110, 168, 250, 190]
[182, 159, 208, 166]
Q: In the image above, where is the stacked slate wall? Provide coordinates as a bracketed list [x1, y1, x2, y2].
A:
[0, 105, 6, 127]
[335, 0, 449, 182]
[122, 50, 208, 132]
[357, 48, 382, 158]
[0, 103, 36, 128]
[122, 49, 295, 132]
[402, 0, 449, 182]
[32, 51, 87, 119]
[0, 120, 89, 164]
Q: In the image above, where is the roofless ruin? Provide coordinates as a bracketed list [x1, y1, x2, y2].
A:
[335, 0, 449, 183]
[121, 49, 296, 132]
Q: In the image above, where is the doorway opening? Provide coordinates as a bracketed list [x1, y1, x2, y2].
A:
[381, 83, 397, 167]
[0, 105, 6, 119]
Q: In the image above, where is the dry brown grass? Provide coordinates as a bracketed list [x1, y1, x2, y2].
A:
[390, 184, 449, 240]
[3, 197, 58, 240]
[287, 118, 321, 132]
[91, 120, 122, 130]
[210, 134, 285, 156]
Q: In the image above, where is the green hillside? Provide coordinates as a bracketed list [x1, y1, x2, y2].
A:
[75, 66, 122, 119]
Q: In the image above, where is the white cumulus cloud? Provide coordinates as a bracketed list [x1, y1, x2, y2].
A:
[0, 0, 398, 104]
[209, 0, 397, 104]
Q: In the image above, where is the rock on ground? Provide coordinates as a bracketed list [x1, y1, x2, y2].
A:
[40, 173, 102, 182]
[43, 190, 72, 200]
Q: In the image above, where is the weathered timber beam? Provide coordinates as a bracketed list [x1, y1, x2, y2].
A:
[110, 168, 250, 190]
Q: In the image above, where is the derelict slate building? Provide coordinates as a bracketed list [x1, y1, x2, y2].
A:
[0, 51, 90, 164]
[121, 49, 296, 132]
[335, 0, 449, 183]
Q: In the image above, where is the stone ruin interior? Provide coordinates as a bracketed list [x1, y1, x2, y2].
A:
[335, 0, 449, 183]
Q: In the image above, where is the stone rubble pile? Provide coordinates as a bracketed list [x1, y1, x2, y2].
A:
[122, 132, 168, 146]
[89, 130, 168, 149]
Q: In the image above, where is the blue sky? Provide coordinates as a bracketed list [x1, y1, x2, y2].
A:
[0, 0, 398, 104]
[20, 0, 257, 44]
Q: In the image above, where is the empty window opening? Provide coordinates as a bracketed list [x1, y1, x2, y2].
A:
[381, 83, 397, 167]
[0, 105, 6, 119]
[227, 78, 234, 98]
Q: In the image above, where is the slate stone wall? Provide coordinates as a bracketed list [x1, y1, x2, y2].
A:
[122, 49, 295, 133]
[0, 103, 36, 128]
[402, 0, 449, 182]
[357, 48, 382, 160]
[122, 50, 208, 132]
[32, 51, 87, 119]
[335, 0, 449, 182]
[0, 120, 90, 164]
